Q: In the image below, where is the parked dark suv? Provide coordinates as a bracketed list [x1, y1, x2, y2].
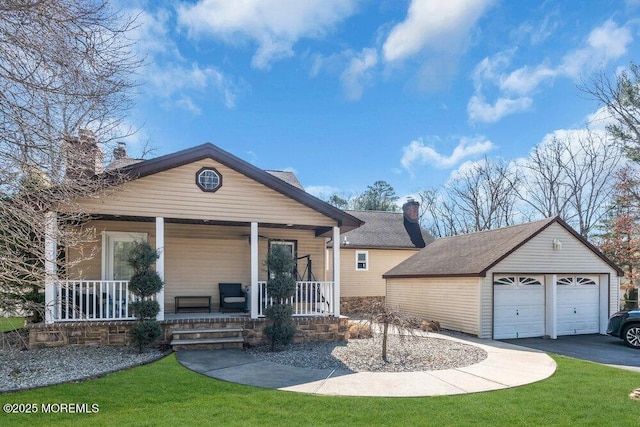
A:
[607, 310, 640, 348]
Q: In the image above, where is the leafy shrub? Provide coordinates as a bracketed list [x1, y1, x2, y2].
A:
[130, 320, 162, 350]
[263, 244, 297, 350]
[130, 300, 160, 319]
[127, 241, 164, 353]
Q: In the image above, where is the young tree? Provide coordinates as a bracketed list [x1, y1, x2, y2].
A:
[127, 242, 164, 353]
[263, 244, 297, 351]
[598, 167, 640, 309]
[365, 301, 418, 363]
[354, 181, 399, 211]
[0, 1, 140, 320]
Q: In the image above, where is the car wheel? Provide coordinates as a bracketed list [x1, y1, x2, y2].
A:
[623, 324, 640, 349]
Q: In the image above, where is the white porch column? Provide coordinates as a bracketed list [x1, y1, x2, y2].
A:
[250, 222, 259, 319]
[156, 217, 165, 321]
[333, 226, 341, 317]
[44, 211, 57, 324]
[545, 274, 557, 339]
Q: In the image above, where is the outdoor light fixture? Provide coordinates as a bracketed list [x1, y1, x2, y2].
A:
[552, 238, 562, 251]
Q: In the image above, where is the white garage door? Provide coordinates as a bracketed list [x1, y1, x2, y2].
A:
[556, 276, 599, 335]
[494, 276, 545, 339]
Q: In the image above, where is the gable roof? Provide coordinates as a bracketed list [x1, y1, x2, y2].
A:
[383, 217, 624, 278]
[111, 143, 363, 233]
[329, 210, 434, 249]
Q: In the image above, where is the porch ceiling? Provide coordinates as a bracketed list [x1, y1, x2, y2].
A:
[91, 214, 330, 234]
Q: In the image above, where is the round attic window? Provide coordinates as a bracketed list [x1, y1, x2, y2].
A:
[196, 167, 222, 192]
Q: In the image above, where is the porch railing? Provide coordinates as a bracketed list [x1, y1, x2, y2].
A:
[53, 280, 138, 321]
[257, 281, 335, 317]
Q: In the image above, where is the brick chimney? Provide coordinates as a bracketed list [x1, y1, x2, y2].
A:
[65, 129, 104, 180]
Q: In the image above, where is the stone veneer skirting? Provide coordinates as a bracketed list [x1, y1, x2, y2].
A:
[28, 316, 349, 348]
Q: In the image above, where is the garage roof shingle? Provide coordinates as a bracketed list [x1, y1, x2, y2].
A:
[383, 217, 623, 278]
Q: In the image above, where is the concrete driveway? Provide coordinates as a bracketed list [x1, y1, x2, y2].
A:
[502, 334, 640, 372]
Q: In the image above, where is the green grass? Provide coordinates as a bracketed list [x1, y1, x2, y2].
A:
[1, 354, 639, 426]
[0, 317, 24, 332]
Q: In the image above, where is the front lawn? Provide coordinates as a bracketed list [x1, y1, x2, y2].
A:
[0, 317, 24, 333]
[1, 353, 638, 426]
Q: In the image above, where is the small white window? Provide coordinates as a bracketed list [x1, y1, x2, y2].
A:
[355, 251, 368, 271]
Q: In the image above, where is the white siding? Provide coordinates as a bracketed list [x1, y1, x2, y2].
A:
[74, 159, 335, 227]
[386, 277, 481, 336]
[491, 222, 612, 273]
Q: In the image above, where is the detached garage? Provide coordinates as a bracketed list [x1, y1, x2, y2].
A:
[383, 217, 623, 340]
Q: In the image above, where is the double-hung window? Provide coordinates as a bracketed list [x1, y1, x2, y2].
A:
[355, 251, 368, 271]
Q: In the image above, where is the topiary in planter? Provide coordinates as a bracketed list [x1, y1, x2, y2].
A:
[127, 241, 164, 353]
[263, 244, 297, 351]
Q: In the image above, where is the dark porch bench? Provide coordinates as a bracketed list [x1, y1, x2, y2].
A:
[174, 296, 211, 314]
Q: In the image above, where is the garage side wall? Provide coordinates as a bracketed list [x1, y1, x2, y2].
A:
[479, 222, 620, 339]
[386, 277, 481, 336]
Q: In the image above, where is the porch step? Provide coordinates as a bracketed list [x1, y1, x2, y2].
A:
[170, 327, 244, 350]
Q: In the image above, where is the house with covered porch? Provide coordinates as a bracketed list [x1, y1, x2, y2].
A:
[35, 143, 362, 347]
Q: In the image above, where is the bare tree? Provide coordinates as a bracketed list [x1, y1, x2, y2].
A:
[420, 158, 520, 237]
[516, 137, 573, 220]
[581, 63, 640, 162]
[518, 131, 622, 237]
[0, 1, 140, 321]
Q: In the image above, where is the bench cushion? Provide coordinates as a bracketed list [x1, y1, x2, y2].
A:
[223, 296, 246, 303]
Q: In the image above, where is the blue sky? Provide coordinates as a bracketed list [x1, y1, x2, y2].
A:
[121, 0, 640, 201]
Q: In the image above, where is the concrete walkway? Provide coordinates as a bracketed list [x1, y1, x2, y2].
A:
[176, 333, 557, 397]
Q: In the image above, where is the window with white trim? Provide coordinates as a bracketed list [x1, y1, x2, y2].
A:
[355, 251, 368, 271]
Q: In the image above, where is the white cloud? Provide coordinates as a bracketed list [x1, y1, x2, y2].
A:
[340, 48, 378, 101]
[401, 136, 495, 171]
[467, 95, 532, 123]
[499, 64, 555, 95]
[448, 159, 484, 181]
[176, 96, 202, 115]
[585, 106, 615, 132]
[305, 185, 342, 198]
[382, 0, 494, 63]
[177, 0, 358, 69]
[148, 63, 239, 109]
[559, 20, 632, 78]
[131, 8, 179, 58]
[468, 19, 634, 123]
[125, 6, 243, 113]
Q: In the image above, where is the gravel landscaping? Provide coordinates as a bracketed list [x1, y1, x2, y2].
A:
[1, 329, 487, 393]
[247, 333, 488, 372]
[0, 344, 167, 393]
